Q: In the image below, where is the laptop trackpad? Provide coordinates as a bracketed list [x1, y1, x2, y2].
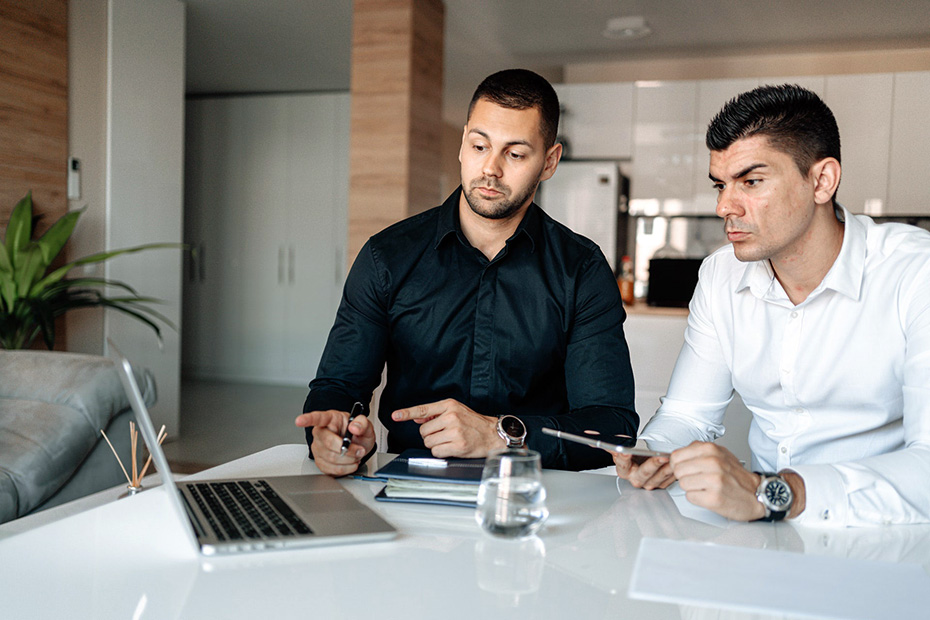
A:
[271, 475, 370, 514]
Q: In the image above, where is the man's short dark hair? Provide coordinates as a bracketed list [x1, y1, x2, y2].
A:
[706, 84, 841, 178]
[468, 69, 560, 150]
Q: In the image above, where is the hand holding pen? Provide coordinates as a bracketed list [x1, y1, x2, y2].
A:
[340, 402, 364, 455]
[296, 401, 376, 477]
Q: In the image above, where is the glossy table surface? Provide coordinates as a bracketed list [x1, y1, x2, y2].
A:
[1, 445, 928, 620]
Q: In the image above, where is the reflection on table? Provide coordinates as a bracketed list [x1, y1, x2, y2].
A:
[0, 445, 927, 620]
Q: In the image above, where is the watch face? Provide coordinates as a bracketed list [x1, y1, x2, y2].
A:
[500, 415, 525, 438]
[764, 480, 792, 508]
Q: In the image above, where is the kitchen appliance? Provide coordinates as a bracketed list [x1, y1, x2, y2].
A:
[537, 161, 629, 273]
[646, 257, 703, 308]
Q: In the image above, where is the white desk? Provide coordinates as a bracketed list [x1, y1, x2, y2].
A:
[1, 445, 928, 620]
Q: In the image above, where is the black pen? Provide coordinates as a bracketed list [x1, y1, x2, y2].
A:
[340, 402, 364, 456]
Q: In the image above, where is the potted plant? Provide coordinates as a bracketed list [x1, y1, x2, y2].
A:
[0, 191, 182, 350]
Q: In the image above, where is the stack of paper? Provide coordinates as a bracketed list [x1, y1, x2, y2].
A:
[374, 449, 485, 507]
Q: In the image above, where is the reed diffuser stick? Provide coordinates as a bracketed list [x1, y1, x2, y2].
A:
[130, 421, 139, 486]
[138, 425, 167, 480]
[100, 429, 132, 485]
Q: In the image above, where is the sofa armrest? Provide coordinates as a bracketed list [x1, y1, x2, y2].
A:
[0, 351, 156, 523]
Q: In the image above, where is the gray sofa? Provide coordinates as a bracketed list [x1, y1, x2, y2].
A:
[0, 350, 156, 523]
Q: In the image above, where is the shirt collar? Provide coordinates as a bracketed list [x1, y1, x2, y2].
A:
[734, 205, 865, 302]
[433, 186, 539, 253]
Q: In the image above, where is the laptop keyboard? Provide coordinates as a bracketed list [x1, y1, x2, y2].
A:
[185, 480, 313, 542]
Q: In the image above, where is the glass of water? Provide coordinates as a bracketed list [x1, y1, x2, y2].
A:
[476, 448, 548, 539]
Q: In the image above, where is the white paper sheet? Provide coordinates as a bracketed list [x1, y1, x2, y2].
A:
[666, 483, 730, 528]
[629, 537, 930, 619]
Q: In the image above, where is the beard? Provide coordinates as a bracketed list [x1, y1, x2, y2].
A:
[463, 176, 539, 220]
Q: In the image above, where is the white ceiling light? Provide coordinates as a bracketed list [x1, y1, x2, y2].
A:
[603, 15, 652, 39]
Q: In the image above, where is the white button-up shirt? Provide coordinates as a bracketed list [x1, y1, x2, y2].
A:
[641, 207, 930, 527]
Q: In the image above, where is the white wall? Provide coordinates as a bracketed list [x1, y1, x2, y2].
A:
[67, 0, 186, 434]
[67, 0, 108, 354]
[106, 0, 185, 433]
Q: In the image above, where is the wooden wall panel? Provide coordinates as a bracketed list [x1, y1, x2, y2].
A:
[347, 0, 444, 265]
[0, 0, 68, 234]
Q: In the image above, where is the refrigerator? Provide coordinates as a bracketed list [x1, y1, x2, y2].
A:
[537, 160, 629, 274]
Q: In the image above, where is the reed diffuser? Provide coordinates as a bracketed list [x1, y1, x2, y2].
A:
[101, 421, 167, 496]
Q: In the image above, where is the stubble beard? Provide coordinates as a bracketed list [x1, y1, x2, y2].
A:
[464, 177, 539, 221]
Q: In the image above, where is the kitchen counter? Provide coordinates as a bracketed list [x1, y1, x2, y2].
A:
[624, 300, 689, 317]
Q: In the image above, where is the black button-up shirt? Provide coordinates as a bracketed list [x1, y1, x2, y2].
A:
[304, 188, 637, 470]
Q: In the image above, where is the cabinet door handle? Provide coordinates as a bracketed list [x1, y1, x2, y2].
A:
[288, 245, 295, 285]
[188, 243, 197, 282]
[199, 243, 206, 282]
[278, 246, 285, 284]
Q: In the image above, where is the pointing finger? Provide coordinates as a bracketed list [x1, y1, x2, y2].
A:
[392, 402, 443, 423]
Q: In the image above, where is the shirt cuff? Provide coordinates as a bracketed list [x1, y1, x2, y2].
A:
[785, 464, 849, 528]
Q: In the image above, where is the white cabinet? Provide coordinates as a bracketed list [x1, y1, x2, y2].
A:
[183, 93, 350, 385]
[630, 80, 698, 215]
[555, 82, 634, 159]
[824, 74, 893, 215]
[691, 78, 761, 214]
[888, 71, 930, 215]
[765, 75, 825, 97]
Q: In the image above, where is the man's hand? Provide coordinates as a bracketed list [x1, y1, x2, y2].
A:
[613, 452, 674, 489]
[669, 441, 766, 521]
[295, 410, 376, 477]
[391, 398, 504, 458]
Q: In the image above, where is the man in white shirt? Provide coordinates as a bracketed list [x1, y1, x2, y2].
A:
[615, 84, 930, 527]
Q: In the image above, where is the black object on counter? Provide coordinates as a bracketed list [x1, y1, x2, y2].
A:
[647, 258, 703, 308]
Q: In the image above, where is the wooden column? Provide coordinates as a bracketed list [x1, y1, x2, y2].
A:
[347, 0, 444, 265]
[0, 0, 68, 234]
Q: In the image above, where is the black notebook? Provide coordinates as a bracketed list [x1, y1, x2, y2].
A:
[373, 449, 485, 507]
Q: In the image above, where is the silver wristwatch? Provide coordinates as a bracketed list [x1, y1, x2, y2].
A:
[755, 472, 793, 522]
[496, 415, 527, 448]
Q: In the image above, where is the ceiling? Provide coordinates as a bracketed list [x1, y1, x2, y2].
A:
[184, 0, 930, 123]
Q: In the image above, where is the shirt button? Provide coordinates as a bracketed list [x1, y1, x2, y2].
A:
[794, 408, 803, 414]
[780, 446, 788, 454]
[790, 311, 798, 319]
[821, 509, 831, 520]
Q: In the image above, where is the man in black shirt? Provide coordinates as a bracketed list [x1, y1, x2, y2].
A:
[297, 69, 636, 474]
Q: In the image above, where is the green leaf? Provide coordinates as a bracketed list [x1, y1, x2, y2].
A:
[34, 276, 142, 299]
[35, 208, 82, 266]
[13, 245, 47, 298]
[97, 299, 165, 343]
[5, 192, 33, 260]
[0, 279, 16, 313]
[68, 242, 186, 267]
[0, 241, 12, 273]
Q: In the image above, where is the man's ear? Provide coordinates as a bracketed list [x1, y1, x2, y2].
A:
[811, 157, 841, 205]
[539, 143, 563, 182]
[458, 125, 467, 163]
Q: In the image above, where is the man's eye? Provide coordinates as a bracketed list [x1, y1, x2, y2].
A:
[712, 183, 724, 192]
[745, 178, 761, 187]
[473, 144, 486, 152]
[509, 152, 525, 160]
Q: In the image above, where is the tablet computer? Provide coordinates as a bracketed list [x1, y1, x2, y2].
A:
[541, 427, 670, 458]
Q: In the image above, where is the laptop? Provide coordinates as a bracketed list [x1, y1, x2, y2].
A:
[108, 341, 397, 555]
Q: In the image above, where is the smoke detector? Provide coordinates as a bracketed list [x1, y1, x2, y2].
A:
[603, 16, 652, 39]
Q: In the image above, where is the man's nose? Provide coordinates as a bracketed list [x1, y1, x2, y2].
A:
[716, 187, 741, 219]
[482, 153, 503, 178]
